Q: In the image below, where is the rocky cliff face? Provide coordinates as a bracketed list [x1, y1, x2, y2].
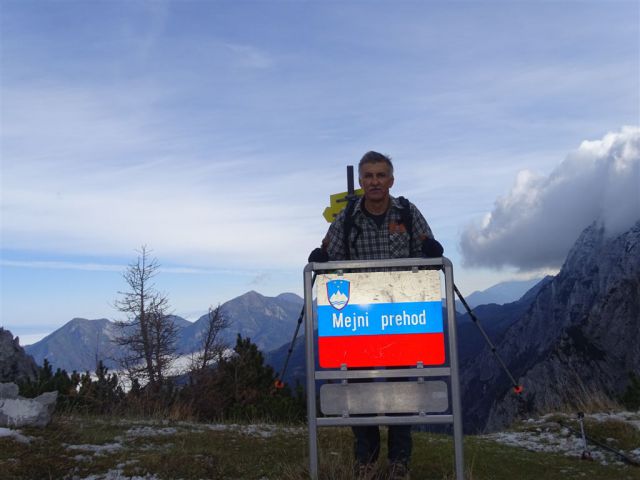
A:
[0, 328, 39, 383]
[461, 220, 640, 432]
[456, 276, 553, 369]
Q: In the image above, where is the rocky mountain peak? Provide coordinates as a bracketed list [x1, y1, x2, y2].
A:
[242, 290, 264, 300]
[0, 328, 39, 383]
[559, 221, 605, 273]
[461, 219, 640, 432]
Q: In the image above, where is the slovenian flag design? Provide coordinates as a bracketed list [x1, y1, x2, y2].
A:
[316, 270, 445, 368]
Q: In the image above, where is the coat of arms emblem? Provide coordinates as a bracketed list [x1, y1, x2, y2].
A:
[326, 279, 350, 310]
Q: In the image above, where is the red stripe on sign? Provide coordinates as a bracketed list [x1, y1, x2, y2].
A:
[318, 333, 445, 368]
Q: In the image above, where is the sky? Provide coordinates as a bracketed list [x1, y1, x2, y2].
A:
[1, 0, 639, 345]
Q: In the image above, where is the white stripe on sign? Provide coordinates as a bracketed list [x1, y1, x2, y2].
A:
[317, 270, 442, 307]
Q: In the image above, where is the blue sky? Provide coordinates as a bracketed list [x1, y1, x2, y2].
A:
[1, 0, 639, 345]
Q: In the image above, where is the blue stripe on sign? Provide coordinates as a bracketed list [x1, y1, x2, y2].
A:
[317, 301, 443, 337]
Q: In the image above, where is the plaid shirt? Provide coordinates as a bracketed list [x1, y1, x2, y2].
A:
[322, 196, 434, 260]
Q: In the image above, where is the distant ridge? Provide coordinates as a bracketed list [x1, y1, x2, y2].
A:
[25, 318, 123, 372]
[25, 291, 304, 373]
[276, 292, 305, 304]
[456, 277, 545, 311]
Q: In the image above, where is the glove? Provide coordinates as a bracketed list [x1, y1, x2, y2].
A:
[421, 237, 444, 258]
[308, 247, 329, 263]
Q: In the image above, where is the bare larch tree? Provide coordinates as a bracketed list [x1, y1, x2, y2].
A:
[114, 246, 178, 390]
[190, 304, 230, 373]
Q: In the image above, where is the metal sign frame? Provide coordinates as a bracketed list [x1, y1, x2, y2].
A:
[304, 257, 464, 480]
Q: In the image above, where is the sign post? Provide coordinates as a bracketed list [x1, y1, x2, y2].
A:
[304, 258, 464, 480]
[322, 165, 363, 223]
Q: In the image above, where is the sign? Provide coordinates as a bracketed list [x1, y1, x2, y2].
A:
[316, 270, 445, 368]
[322, 189, 363, 223]
[320, 380, 449, 415]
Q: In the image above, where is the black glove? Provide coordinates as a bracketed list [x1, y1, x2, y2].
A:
[308, 247, 329, 263]
[421, 237, 444, 258]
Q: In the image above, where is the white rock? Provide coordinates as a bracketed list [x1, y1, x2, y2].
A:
[0, 390, 58, 427]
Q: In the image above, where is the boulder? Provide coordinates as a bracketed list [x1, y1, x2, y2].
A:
[0, 382, 57, 428]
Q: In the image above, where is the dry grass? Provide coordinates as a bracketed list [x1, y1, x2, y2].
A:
[1, 412, 638, 479]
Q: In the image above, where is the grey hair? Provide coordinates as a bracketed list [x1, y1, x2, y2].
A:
[358, 151, 394, 177]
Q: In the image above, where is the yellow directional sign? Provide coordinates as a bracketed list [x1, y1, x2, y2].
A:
[323, 189, 363, 223]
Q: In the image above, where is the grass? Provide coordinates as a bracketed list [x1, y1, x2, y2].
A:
[1, 413, 639, 479]
[579, 417, 640, 452]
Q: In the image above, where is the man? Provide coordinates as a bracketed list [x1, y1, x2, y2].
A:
[309, 151, 443, 479]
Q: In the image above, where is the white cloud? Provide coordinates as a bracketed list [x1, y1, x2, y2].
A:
[460, 126, 640, 270]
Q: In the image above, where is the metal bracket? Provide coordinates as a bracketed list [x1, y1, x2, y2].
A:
[340, 363, 348, 385]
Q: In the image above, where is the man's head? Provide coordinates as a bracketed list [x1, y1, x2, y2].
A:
[358, 151, 394, 177]
[358, 151, 394, 206]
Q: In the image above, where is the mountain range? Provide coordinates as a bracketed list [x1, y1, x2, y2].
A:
[456, 275, 554, 366]
[264, 274, 555, 392]
[25, 292, 303, 373]
[19, 219, 638, 435]
[24, 281, 540, 382]
[455, 277, 545, 311]
[461, 220, 640, 432]
[267, 220, 640, 434]
[23, 277, 535, 376]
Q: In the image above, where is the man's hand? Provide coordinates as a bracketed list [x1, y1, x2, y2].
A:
[308, 247, 329, 263]
[421, 237, 444, 258]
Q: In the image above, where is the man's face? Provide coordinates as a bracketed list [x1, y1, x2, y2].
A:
[359, 161, 394, 203]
